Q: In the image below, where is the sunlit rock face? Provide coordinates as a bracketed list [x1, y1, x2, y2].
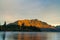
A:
[16, 19, 53, 28]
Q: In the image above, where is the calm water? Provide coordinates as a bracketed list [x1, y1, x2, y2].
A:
[0, 32, 60, 40]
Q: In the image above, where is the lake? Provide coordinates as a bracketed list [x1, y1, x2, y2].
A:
[0, 32, 60, 40]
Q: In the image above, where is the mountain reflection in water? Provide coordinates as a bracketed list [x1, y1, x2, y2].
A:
[0, 32, 60, 40]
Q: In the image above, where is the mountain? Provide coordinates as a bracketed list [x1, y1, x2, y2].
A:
[1, 19, 56, 31]
[15, 19, 54, 28]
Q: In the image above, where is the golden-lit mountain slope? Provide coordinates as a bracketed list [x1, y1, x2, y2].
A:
[16, 19, 54, 28]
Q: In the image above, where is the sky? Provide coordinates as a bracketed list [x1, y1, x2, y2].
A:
[0, 0, 60, 26]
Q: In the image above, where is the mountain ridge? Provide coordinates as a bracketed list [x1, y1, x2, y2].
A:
[0, 19, 58, 31]
[14, 19, 54, 28]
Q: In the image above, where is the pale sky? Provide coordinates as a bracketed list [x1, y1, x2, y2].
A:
[0, 0, 60, 26]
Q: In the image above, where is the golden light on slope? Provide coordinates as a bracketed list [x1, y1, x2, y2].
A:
[17, 19, 53, 28]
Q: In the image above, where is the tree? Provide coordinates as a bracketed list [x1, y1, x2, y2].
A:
[2, 21, 6, 31]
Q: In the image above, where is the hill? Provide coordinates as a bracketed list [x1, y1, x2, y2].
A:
[16, 19, 53, 28]
[0, 19, 56, 31]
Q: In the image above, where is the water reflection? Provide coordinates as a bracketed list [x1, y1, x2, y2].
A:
[0, 32, 60, 40]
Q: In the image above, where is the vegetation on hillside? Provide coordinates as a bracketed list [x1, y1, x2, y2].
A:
[0, 19, 60, 32]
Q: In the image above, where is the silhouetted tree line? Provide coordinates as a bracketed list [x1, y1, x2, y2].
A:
[0, 23, 41, 32]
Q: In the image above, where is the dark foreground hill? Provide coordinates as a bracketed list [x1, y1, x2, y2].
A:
[0, 19, 59, 32]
